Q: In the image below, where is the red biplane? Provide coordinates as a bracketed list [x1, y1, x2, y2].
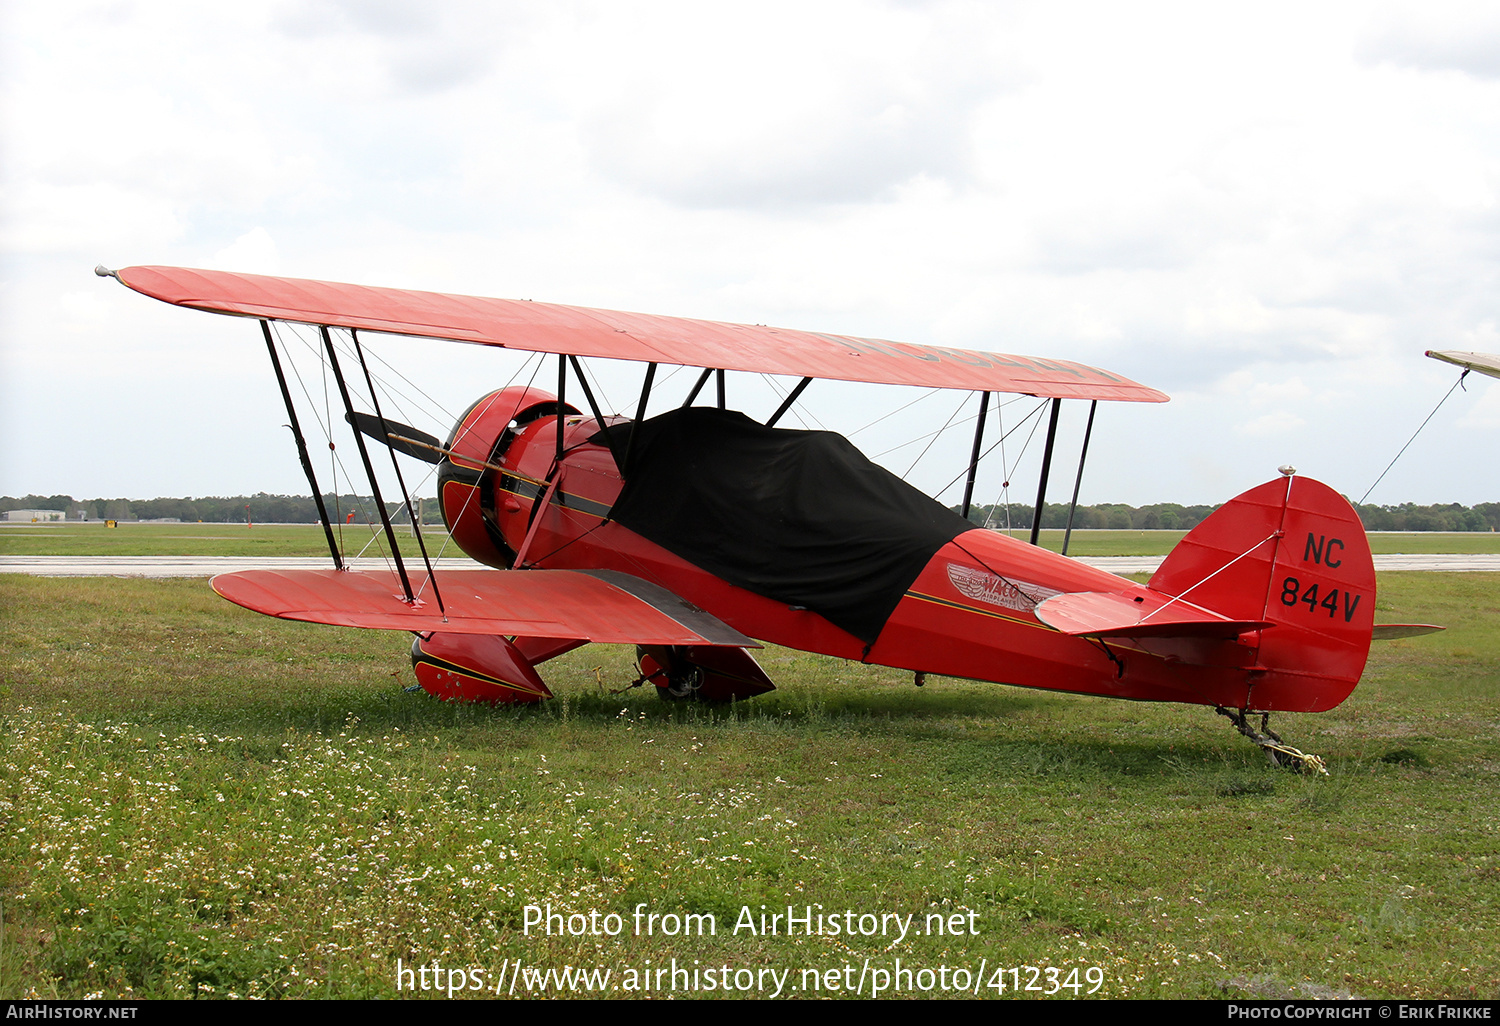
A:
[101, 265, 1415, 768]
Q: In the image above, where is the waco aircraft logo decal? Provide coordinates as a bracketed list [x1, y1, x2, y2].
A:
[946, 564, 1059, 612]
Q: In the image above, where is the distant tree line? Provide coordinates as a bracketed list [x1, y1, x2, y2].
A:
[955, 499, 1500, 532]
[6, 492, 1497, 531]
[958, 501, 1222, 532]
[1352, 502, 1500, 532]
[0, 493, 444, 525]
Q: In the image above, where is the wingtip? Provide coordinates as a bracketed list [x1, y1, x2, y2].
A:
[94, 265, 119, 279]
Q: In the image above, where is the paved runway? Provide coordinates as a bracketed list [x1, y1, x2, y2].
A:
[3, 553, 1497, 577]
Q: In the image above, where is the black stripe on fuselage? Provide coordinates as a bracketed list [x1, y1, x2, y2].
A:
[499, 473, 614, 520]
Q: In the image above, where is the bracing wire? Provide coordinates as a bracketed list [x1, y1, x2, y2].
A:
[1359, 370, 1470, 505]
[320, 328, 402, 577]
[849, 388, 942, 437]
[983, 399, 1007, 530]
[901, 391, 970, 480]
[1001, 402, 1049, 534]
[357, 335, 514, 505]
[335, 332, 448, 556]
[981, 399, 1049, 531]
[653, 363, 686, 395]
[872, 410, 977, 460]
[272, 322, 579, 572]
[868, 394, 1029, 463]
[318, 332, 343, 554]
[580, 358, 613, 416]
[932, 396, 1041, 502]
[276, 322, 358, 557]
[759, 374, 826, 431]
[277, 324, 419, 571]
[277, 323, 347, 552]
[350, 327, 444, 613]
[361, 343, 457, 423]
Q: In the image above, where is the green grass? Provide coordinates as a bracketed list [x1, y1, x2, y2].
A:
[0, 522, 452, 559]
[1, 572, 1496, 1000]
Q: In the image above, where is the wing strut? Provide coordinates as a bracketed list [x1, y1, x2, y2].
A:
[622, 362, 658, 473]
[320, 326, 416, 604]
[960, 390, 990, 521]
[1028, 398, 1062, 546]
[766, 376, 813, 427]
[351, 329, 447, 619]
[568, 354, 623, 471]
[261, 320, 343, 570]
[556, 354, 567, 466]
[682, 367, 714, 407]
[514, 472, 563, 568]
[1061, 399, 1097, 556]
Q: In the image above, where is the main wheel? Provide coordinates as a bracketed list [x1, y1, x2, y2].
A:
[635, 645, 703, 701]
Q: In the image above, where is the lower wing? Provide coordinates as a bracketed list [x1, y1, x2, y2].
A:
[212, 567, 757, 647]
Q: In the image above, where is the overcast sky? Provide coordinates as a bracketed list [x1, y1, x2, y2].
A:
[3, 0, 1498, 509]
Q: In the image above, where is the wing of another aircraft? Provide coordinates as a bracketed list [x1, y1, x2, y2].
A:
[1426, 350, 1500, 381]
[105, 265, 1167, 402]
[212, 567, 758, 647]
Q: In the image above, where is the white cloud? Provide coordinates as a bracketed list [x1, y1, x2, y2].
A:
[1358, 1, 1500, 78]
[1454, 377, 1500, 429]
[1238, 410, 1308, 437]
[3, 0, 1500, 504]
[209, 228, 280, 275]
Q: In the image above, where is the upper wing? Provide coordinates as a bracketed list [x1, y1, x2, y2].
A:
[213, 567, 758, 647]
[105, 265, 1167, 403]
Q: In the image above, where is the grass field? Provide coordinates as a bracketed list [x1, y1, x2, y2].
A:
[0, 522, 452, 559]
[1, 568, 1496, 1000]
[5, 521, 1500, 558]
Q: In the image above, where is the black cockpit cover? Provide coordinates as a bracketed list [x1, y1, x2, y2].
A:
[597, 408, 972, 645]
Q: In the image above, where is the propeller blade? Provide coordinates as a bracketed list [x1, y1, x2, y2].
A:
[345, 411, 444, 464]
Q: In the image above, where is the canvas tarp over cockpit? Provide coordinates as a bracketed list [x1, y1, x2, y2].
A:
[597, 407, 973, 645]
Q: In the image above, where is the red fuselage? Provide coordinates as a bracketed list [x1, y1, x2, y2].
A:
[440, 406, 1329, 713]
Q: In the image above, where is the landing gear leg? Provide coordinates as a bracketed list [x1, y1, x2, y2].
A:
[636, 645, 704, 701]
[1215, 707, 1328, 775]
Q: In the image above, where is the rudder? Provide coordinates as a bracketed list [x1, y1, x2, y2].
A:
[1148, 474, 1375, 712]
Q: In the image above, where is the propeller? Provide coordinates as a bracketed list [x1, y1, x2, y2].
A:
[344, 411, 444, 464]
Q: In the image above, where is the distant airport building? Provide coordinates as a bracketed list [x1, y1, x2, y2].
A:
[2, 509, 65, 522]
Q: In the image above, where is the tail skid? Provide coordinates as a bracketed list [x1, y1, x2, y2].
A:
[1216, 706, 1329, 775]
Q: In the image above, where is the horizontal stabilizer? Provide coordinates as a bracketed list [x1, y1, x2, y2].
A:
[212, 567, 757, 647]
[1035, 590, 1274, 639]
[1371, 623, 1446, 641]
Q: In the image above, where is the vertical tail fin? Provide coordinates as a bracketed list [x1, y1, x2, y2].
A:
[1149, 474, 1375, 712]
